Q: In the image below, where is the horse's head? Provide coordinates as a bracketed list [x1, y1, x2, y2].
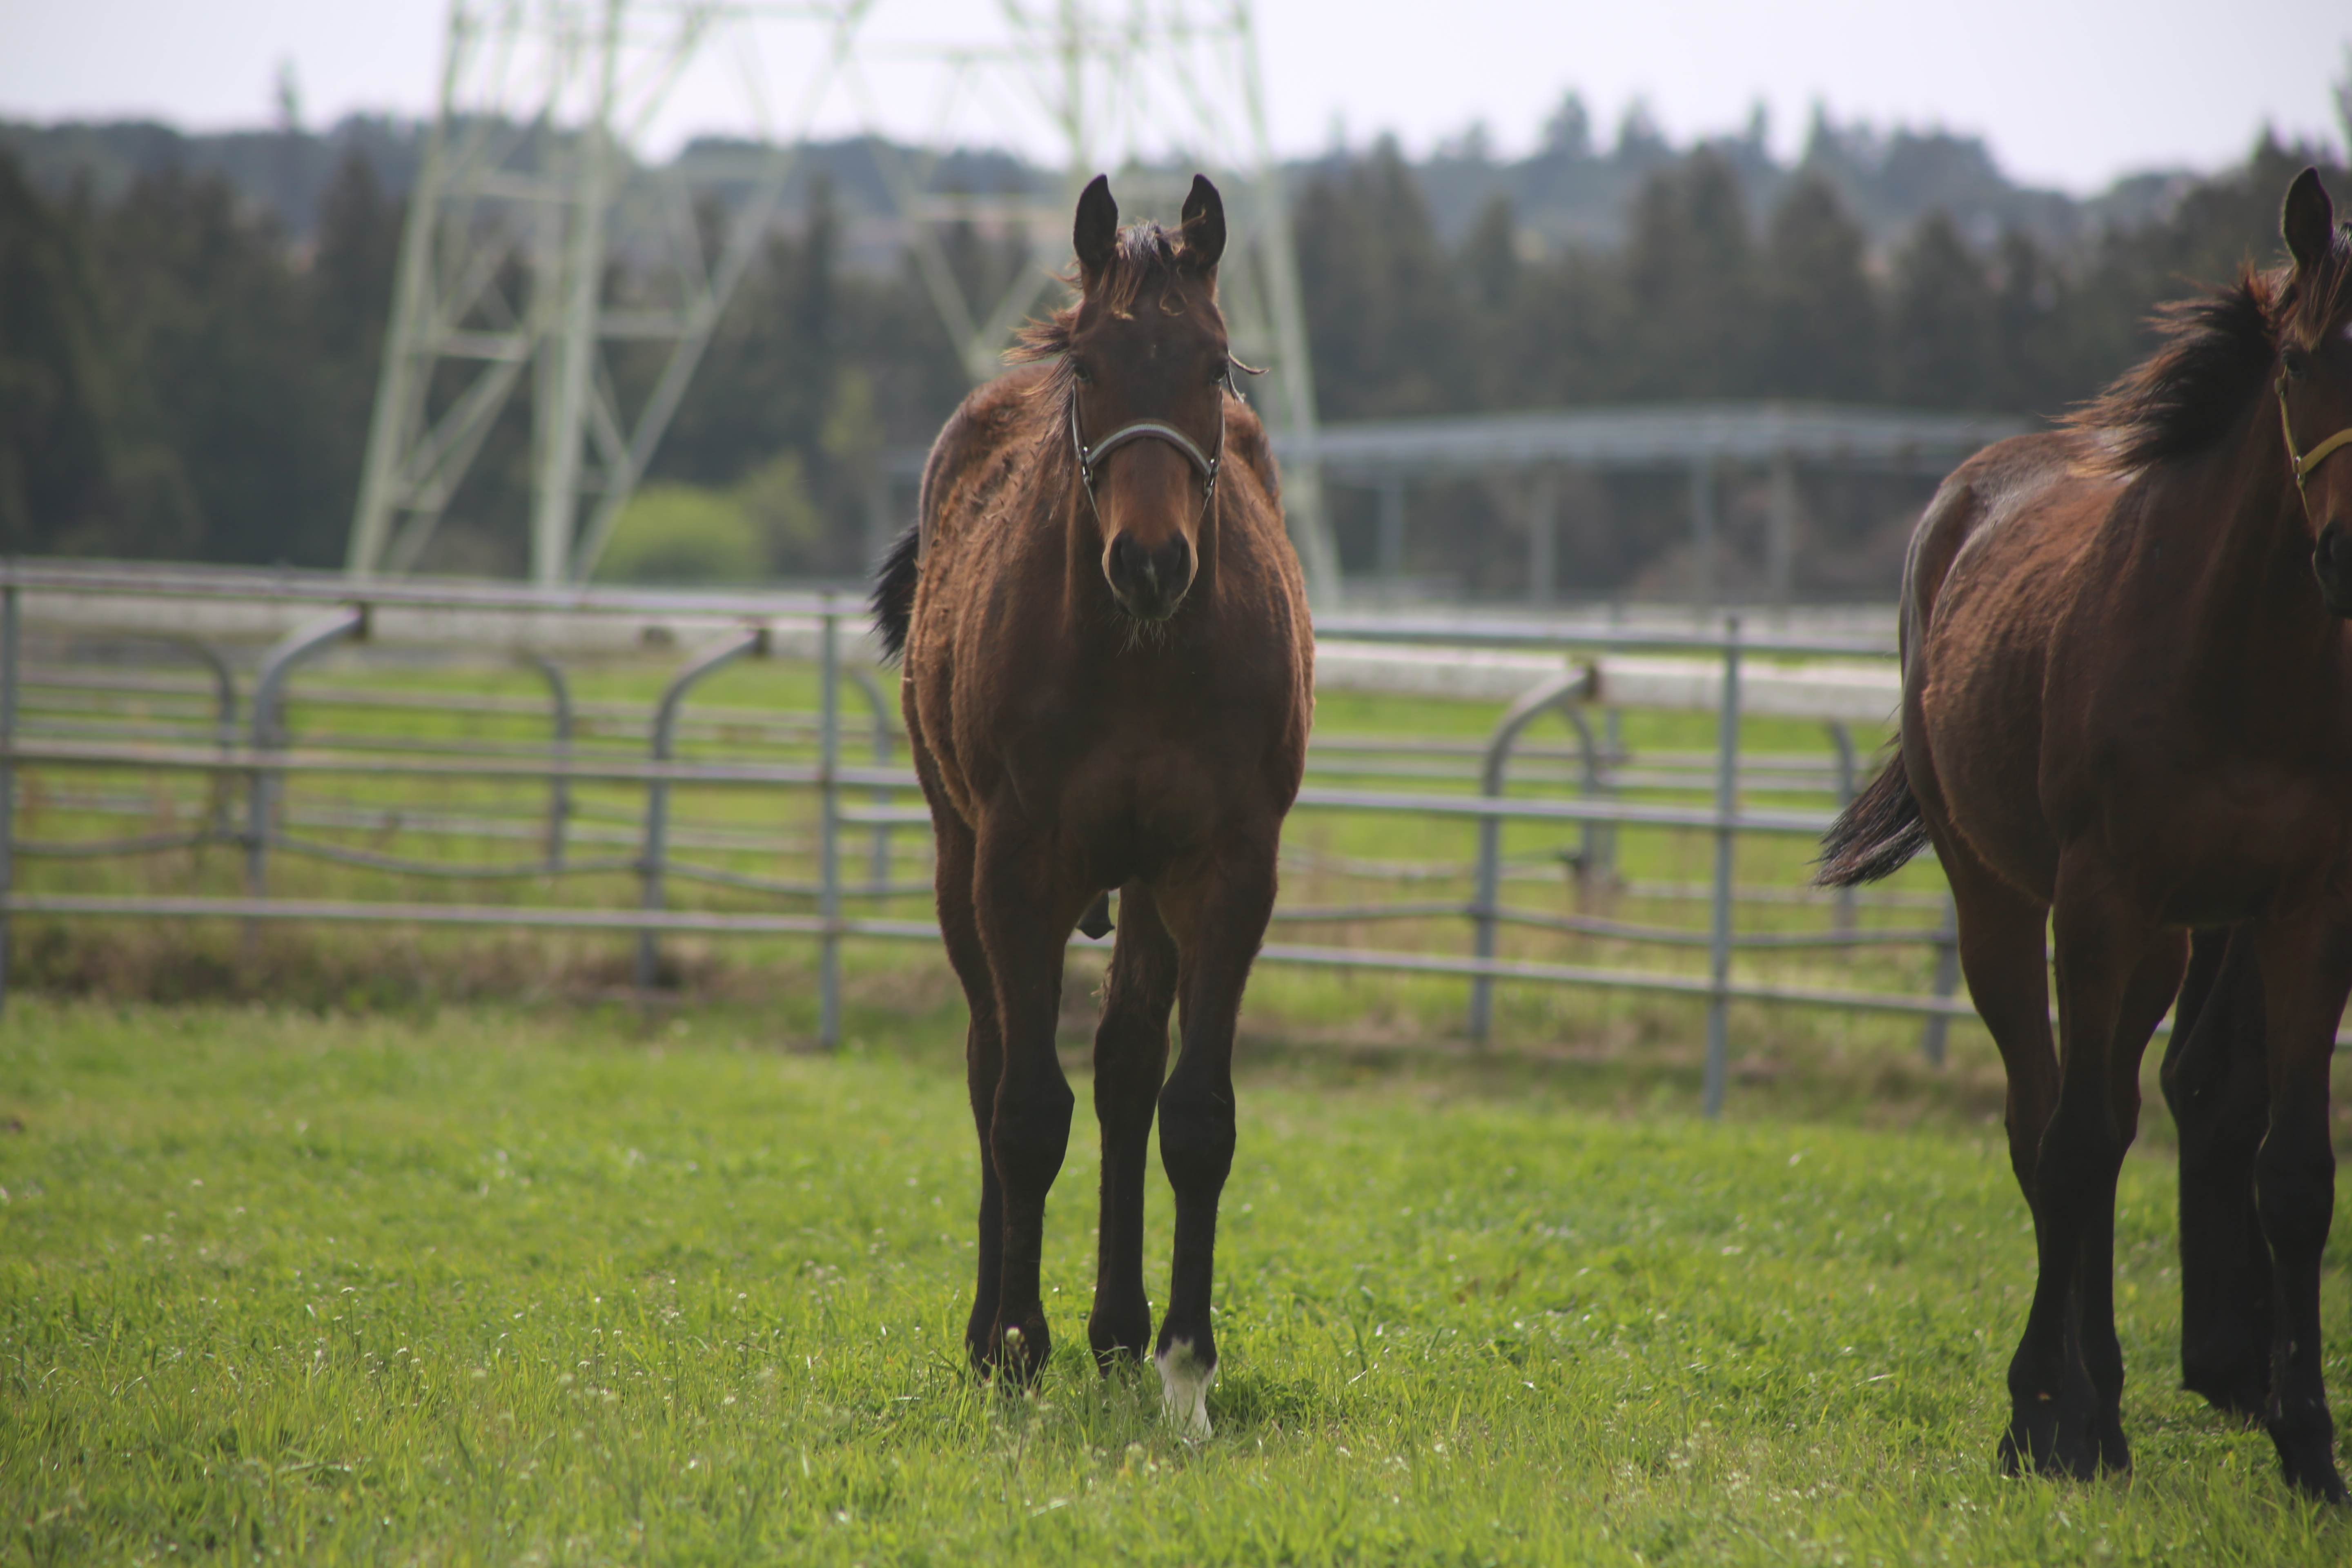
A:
[2278, 169, 2352, 615]
[1048, 173, 1235, 622]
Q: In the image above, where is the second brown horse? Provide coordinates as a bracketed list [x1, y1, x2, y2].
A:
[1821, 169, 2352, 1498]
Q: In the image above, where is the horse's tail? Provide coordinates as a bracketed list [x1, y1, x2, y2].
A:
[869, 519, 921, 664]
[1814, 749, 1929, 886]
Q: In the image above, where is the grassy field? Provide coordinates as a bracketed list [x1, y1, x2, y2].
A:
[4, 998, 2349, 1565]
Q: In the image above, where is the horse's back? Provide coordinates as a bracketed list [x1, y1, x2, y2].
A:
[1902, 430, 2119, 898]
[918, 364, 1053, 564]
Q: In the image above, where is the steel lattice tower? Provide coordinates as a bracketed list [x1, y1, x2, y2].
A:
[349, 0, 1333, 597]
[346, 0, 854, 582]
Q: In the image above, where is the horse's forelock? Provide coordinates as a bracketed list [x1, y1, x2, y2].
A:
[1010, 219, 1209, 398]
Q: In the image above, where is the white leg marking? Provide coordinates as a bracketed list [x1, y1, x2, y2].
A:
[1156, 1338, 1216, 1439]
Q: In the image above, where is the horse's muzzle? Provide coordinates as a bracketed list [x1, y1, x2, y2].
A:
[2313, 521, 2352, 618]
[1105, 532, 1194, 621]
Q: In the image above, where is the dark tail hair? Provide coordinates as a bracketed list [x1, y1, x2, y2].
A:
[1815, 750, 1929, 886]
[869, 519, 921, 664]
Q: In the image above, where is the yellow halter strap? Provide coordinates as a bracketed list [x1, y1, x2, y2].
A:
[2278, 376, 2352, 494]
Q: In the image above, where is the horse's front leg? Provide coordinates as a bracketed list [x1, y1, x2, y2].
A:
[2159, 926, 2274, 1420]
[1089, 881, 1178, 1370]
[970, 818, 1082, 1385]
[2251, 915, 2352, 1503]
[1151, 839, 1279, 1438]
[2007, 864, 2160, 1480]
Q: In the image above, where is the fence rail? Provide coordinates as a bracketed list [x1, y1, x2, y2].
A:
[0, 560, 1980, 1117]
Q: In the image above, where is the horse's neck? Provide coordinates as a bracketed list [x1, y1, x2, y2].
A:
[2174, 405, 2345, 691]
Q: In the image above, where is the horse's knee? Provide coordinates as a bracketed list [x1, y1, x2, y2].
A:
[1158, 1078, 1235, 1194]
[991, 1071, 1075, 1194]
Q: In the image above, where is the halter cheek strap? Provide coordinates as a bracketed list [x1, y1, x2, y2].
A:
[1069, 397, 1223, 517]
[2278, 376, 2352, 494]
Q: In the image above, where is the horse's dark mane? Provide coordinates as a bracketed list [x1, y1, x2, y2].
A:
[2073, 223, 2352, 472]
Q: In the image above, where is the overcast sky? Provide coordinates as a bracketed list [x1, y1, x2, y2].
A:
[2, 0, 2347, 195]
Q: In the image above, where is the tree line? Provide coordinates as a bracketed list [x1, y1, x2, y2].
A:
[0, 126, 2340, 593]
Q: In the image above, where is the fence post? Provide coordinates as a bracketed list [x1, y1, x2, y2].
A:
[819, 597, 843, 1049]
[1919, 896, 1960, 1067]
[1702, 616, 1744, 1120]
[636, 626, 767, 992]
[848, 664, 894, 893]
[1826, 720, 1858, 937]
[0, 577, 18, 1016]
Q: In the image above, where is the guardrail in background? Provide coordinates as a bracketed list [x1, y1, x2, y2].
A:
[0, 561, 1962, 1118]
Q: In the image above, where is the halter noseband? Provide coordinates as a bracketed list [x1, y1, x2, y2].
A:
[2278, 375, 2352, 495]
[1069, 395, 1222, 519]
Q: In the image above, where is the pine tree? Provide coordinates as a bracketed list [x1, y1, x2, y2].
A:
[1756, 174, 1878, 401]
[1886, 212, 1993, 408]
[1617, 148, 1758, 399]
[0, 153, 118, 552]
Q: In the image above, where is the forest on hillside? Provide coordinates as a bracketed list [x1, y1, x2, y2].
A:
[0, 114, 2344, 598]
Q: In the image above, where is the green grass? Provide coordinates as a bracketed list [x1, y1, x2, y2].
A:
[4, 1000, 2348, 1564]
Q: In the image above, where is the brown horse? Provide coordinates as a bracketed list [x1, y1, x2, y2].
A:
[1820, 168, 2352, 1499]
[869, 174, 1312, 1435]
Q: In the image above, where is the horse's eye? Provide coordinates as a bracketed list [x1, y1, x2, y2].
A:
[2283, 347, 2311, 381]
[1072, 359, 1094, 385]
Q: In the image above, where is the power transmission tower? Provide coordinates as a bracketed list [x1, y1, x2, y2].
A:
[844, 0, 1340, 601]
[347, 0, 854, 582]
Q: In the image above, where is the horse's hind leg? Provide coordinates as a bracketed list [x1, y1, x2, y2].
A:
[932, 811, 1011, 1373]
[1088, 881, 1177, 1370]
[1151, 837, 1281, 1438]
[2250, 917, 2352, 1503]
[2159, 926, 2273, 1420]
[2009, 862, 2163, 1481]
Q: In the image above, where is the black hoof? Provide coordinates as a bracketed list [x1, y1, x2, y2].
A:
[2000, 1397, 2060, 1477]
[2268, 1415, 2348, 1503]
[983, 1316, 1052, 1386]
[1088, 1312, 1153, 1374]
[1999, 1405, 2108, 1481]
[2184, 1361, 2270, 1425]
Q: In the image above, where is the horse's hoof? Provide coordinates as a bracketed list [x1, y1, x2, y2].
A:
[2278, 1452, 2350, 1504]
[2097, 1419, 2132, 1477]
[1087, 1305, 1153, 1374]
[2270, 1434, 2349, 1502]
[2183, 1363, 2269, 1425]
[1155, 1336, 1216, 1439]
[987, 1319, 1052, 1386]
[1999, 1401, 2058, 1477]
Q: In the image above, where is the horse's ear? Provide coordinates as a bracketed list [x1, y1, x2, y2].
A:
[1074, 175, 1118, 288]
[1178, 174, 1226, 274]
[2283, 167, 2334, 276]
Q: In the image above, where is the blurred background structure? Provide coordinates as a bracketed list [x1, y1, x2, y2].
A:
[2, 8, 2349, 604]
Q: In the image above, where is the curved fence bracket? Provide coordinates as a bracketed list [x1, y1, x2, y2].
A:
[637, 625, 770, 993]
[246, 607, 368, 916]
[1466, 664, 1597, 1045]
[519, 652, 574, 871]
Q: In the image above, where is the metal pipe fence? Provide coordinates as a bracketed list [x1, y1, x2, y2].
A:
[0, 561, 1983, 1115]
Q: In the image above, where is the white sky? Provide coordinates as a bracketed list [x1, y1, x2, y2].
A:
[1, 0, 2346, 195]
